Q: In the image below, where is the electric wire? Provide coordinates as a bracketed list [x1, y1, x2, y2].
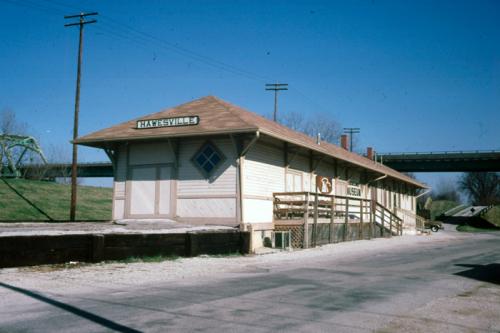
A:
[39, 0, 269, 82]
[3, 0, 335, 116]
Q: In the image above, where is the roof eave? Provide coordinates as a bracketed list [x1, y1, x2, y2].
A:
[74, 127, 259, 148]
[259, 130, 427, 189]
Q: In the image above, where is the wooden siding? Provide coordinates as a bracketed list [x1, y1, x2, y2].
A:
[337, 165, 347, 180]
[177, 138, 237, 196]
[109, 136, 420, 223]
[177, 198, 236, 218]
[243, 198, 273, 223]
[158, 167, 172, 215]
[244, 142, 285, 197]
[114, 182, 126, 199]
[113, 144, 127, 220]
[115, 145, 127, 183]
[336, 179, 348, 196]
[129, 166, 157, 215]
[288, 153, 311, 192]
[113, 198, 125, 220]
[316, 160, 335, 178]
[349, 169, 361, 183]
[114, 144, 127, 197]
[128, 142, 174, 165]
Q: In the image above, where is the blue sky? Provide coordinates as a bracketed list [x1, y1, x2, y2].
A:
[1, 0, 499, 190]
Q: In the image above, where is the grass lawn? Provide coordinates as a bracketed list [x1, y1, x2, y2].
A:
[430, 200, 460, 220]
[456, 224, 500, 233]
[483, 206, 500, 227]
[0, 178, 112, 221]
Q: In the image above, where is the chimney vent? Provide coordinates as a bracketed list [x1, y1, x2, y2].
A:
[317, 133, 321, 145]
[340, 134, 349, 150]
[367, 147, 373, 160]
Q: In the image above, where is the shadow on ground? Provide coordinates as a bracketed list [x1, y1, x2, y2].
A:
[454, 263, 500, 285]
[0, 220, 109, 223]
[1, 178, 54, 221]
[0, 282, 141, 332]
[441, 216, 499, 229]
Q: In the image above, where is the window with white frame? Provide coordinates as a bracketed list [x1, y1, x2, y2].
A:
[286, 170, 303, 192]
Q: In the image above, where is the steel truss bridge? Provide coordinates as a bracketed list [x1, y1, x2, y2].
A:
[17, 150, 500, 178]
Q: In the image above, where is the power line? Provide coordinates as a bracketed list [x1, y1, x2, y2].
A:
[2, 0, 60, 15]
[104, 17, 270, 82]
[64, 11, 98, 221]
[265, 83, 288, 122]
[6, 0, 336, 126]
[288, 85, 332, 115]
[41, 0, 269, 81]
[343, 127, 360, 152]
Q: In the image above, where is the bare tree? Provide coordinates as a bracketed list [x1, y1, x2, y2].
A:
[459, 172, 500, 205]
[433, 178, 460, 202]
[303, 115, 341, 144]
[1, 109, 27, 135]
[278, 111, 304, 132]
[46, 144, 76, 184]
[278, 111, 341, 144]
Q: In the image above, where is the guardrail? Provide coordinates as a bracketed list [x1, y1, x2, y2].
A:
[378, 150, 500, 156]
[18, 162, 113, 178]
[376, 150, 500, 172]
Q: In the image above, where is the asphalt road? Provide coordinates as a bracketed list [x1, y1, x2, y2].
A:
[1, 227, 499, 333]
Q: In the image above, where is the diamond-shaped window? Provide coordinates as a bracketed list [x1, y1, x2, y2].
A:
[192, 142, 225, 177]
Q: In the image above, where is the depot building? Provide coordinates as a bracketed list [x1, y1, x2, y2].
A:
[75, 96, 427, 247]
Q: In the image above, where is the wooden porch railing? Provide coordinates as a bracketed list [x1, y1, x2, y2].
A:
[273, 192, 403, 248]
[374, 202, 403, 236]
[396, 207, 427, 233]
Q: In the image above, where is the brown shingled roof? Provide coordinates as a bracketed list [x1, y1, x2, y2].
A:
[75, 96, 426, 188]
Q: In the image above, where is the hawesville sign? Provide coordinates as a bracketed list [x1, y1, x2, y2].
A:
[136, 116, 200, 129]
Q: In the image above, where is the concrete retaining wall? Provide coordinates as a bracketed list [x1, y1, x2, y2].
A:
[0, 231, 251, 268]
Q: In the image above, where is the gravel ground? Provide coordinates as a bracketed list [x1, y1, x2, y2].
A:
[0, 224, 464, 294]
[1, 224, 499, 332]
[378, 283, 500, 333]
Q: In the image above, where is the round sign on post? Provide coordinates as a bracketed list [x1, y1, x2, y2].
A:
[316, 175, 333, 194]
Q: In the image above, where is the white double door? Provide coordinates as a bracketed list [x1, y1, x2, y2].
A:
[129, 165, 172, 217]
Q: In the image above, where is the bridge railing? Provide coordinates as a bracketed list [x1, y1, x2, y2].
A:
[18, 162, 113, 178]
[379, 149, 500, 156]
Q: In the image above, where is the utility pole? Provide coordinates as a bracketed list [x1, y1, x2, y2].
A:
[343, 127, 360, 152]
[265, 83, 288, 122]
[64, 12, 98, 221]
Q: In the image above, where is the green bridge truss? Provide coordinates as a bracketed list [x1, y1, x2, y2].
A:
[0, 134, 47, 178]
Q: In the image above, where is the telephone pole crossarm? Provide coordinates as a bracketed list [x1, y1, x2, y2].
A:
[265, 83, 288, 122]
[343, 127, 360, 152]
[64, 19, 97, 27]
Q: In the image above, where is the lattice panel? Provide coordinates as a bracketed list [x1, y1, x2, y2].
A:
[275, 224, 304, 249]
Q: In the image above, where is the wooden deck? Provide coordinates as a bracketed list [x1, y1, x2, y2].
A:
[273, 192, 403, 248]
